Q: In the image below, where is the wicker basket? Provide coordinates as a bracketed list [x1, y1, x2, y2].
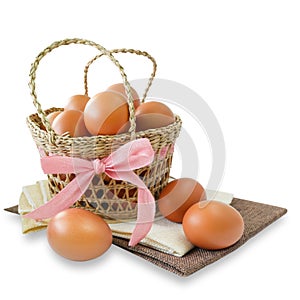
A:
[26, 38, 182, 221]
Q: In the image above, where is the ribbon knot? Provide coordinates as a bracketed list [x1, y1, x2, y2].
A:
[93, 159, 105, 174]
[24, 138, 156, 247]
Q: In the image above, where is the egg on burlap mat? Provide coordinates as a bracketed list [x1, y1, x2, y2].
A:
[113, 198, 287, 276]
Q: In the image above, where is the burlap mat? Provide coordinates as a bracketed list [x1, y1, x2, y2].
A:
[112, 198, 287, 276]
[5, 197, 287, 276]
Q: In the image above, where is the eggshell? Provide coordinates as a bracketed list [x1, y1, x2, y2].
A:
[64, 94, 90, 112]
[47, 111, 61, 125]
[106, 83, 140, 109]
[47, 208, 112, 261]
[135, 101, 175, 131]
[158, 178, 206, 223]
[84, 91, 129, 135]
[182, 200, 244, 250]
[52, 109, 90, 137]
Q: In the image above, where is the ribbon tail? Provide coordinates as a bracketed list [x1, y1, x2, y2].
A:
[23, 172, 93, 220]
[128, 188, 155, 247]
[105, 169, 156, 247]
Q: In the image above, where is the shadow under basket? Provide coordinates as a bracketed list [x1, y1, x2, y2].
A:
[27, 108, 182, 221]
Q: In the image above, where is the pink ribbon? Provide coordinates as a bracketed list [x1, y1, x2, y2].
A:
[24, 138, 156, 247]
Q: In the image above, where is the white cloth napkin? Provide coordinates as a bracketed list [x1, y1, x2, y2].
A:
[18, 181, 233, 257]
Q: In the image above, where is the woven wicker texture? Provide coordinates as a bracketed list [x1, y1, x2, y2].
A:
[113, 198, 287, 276]
[26, 38, 182, 220]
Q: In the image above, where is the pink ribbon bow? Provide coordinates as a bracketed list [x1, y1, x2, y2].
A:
[24, 138, 156, 247]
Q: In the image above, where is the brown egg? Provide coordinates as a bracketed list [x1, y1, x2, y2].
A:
[158, 178, 206, 223]
[106, 83, 140, 109]
[183, 200, 244, 250]
[52, 110, 90, 137]
[47, 208, 112, 261]
[64, 94, 90, 112]
[47, 111, 61, 125]
[135, 101, 175, 131]
[84, 91, 129, 135]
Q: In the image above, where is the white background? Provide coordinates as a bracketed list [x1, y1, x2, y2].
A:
[1, 1, 299, 299]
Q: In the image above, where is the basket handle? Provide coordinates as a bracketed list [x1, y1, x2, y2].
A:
[83, 48, 157, 103]
[28, 38, 137, 142]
